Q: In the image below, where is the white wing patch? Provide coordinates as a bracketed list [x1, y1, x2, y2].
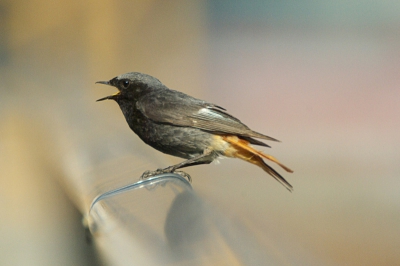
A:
[197, 108, 224, 119]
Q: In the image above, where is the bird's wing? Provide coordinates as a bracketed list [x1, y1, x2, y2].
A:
[136, 89, 278, 141]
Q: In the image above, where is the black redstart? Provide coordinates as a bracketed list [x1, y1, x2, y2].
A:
[96, 72, 293, 191]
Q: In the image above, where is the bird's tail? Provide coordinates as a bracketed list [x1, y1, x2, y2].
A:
[222, 136, 293, 191]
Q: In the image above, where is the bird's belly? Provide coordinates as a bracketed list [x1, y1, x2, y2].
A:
[132, 121, 215, 159]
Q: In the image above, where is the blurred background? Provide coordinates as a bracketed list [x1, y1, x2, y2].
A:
[1, 0, 399, 265]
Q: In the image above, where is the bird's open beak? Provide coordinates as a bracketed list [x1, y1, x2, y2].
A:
[96, 80, 120, 101]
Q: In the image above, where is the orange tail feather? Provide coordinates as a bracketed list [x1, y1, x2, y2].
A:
[223, 136, 293, 172]
[222, 136, 293, 191]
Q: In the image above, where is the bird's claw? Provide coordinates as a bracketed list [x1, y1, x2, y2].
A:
[140, 170, 151, 180]
[174, 171, 192, 183]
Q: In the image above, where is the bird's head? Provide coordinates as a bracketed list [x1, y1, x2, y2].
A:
[96, 72, 162, 102]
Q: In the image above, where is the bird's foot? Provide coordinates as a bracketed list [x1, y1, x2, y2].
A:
[140, 167, 192, 183]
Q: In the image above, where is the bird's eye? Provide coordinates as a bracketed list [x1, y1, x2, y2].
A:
[121, 80, 130, 89]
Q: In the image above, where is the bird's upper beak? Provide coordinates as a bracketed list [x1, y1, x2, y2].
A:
[96, 80, 120, 102]
[96, 80, 111, 86]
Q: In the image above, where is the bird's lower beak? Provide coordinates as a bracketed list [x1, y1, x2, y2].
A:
[96, 91, 121, 102]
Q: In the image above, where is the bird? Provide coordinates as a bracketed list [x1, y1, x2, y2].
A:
[96, 72, 293, 191]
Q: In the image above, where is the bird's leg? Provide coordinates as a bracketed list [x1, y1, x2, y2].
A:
[141, 149, 216, 182]
[163, 149, 215, 172]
